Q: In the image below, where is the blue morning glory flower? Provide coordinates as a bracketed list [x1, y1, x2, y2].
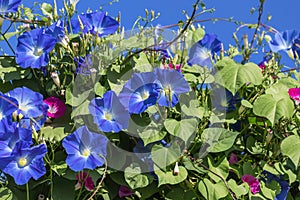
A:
[119, 72, 160, 114]
[62, 126, 108, 172]
[0, 93, 18, 121]
[133, 139, 154, 172]
[187, 33, 222, 69]
[76, 11, 119, 37]
[0, 0, 21, 14]
[5, 87, 48, 131]
[154, 68, 190, 107]
[45, 20, 65, 43]
[292, 37, 300, 59]
[261, 171, 290, 200]
[89, 90, 130, 133]
[16, 28, 57, 69]
[74, 54, 94, 75]
[268, 30, 299, 60]
[0, 122, 32, 158]
[211, 87, 240, 113]
[0, 141, 47, 185]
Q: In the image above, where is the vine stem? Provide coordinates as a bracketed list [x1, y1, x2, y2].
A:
[26, 182, 30, 200]
[196, 161, 237, 200]
[87, 155, 107, 200]
[242, 0, 265, 63]
[120, 0, 200, 65]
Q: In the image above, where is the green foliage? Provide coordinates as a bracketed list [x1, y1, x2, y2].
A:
[151, 143, 181, 169]
[154, 165, 188, 187]
[0, 0, 299, 199]
[215, 57, 263, 95]
[198, 178, 228, 200]
[164, 118, 198, 143]
[253, 94, 294, 125]
[201, 128, 240, 153]
[124, 163, 153, 189]
[281, 135, 300, 168]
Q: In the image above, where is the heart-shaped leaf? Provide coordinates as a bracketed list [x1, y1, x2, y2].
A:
[164, 118, 198, 143]
[124, 163, 152, 189]
[281, 135, 300, 168]
[154, 165, 188, 187]
[215, 58, 263, 95]
[253, 94, 294, 125]
[151, 143, 181, 169]
[201, 128, 239, 153]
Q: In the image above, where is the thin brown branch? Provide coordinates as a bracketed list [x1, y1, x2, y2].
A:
[197, 161, 237, 200]
[87, 156, 107, 200]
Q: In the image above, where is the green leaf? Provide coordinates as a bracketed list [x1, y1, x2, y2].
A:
[191, 28, 205, 44]
[41, 126, 68, 143]
[228, 179, 248, 198]
[124, 163, 152, 189]
[94, 82, 106, 97]
[201, 128, 239, 153]
[0, 187, 13, 200]
[164, 118, 198, 143]
[198, 178, 228, 200]
[65, 86, 92, 107]
[24, 7, 34, 20]
[41, 3, 53, 18]
[180, 92, 204, 119]
[51, 162, 68, 176]
[265, 77, 300, 101]
[151, 143, 181, 169]
[281, 135, 300, 168]
[133, 52, 153, 72]
[127, 112, 166, 145]
[166, 185, 197, 200]
[207, 157, 229, 182]
[241, 99, 253, 108]
[0, 32, 18, 41]
[215, 58, 263, 95]
[0, 57, 30, 82]
[253, 94, 294, 125]
[260, 181, 276, 200]
[139, 128, 167, 146]
[154, 165, 188, 187]
[70, 100, 90, 119]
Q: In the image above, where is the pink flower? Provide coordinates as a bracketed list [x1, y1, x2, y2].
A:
[258, 60, 266, 71]
[163, 62, 182, 72]
[118, 185, 133, 198]
[43, 97, 66, 118]
[75, 171, 94, 191]
[288, 88, 300, 105]
[228, 153, 238, 165]
[242, 174, 260, 194]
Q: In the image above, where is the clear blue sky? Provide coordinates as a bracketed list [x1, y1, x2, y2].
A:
[5, 0, 300, 66]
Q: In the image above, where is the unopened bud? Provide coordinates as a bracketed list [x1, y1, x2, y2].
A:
[51, 72, 60, 87]
[173, 162, 179, 176]
[264, 35, 272, 43]
[243, 34, 248, 50]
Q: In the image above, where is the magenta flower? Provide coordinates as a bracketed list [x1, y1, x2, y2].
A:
[43, 97, 66, 118]
[228, 153, 238, 165]
[163, 62, 182, 72]
[119, 185, 133, 198]
[242, 174, 260, 194]
[75, 171, 94, 191]
[288, 88, 300, 105]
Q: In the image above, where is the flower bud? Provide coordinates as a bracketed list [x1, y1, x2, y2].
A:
[51, 72, 60, 87]
[264, 35, 272, 43]
[173, 162, 179, 176]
